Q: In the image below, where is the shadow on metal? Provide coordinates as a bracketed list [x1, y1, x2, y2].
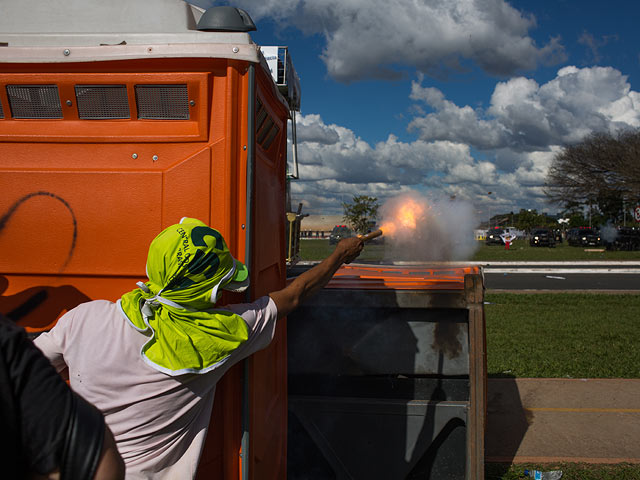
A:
[0, 275, 90, 333]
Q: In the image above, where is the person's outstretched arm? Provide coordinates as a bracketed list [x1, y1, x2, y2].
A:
[269, 236, 364, 320]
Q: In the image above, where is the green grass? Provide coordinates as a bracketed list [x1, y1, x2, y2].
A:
[299, 239, 640, 262]
[486, 462, 640, 479]
[485, 293, 640, 378]
[474, 241, 640, 262]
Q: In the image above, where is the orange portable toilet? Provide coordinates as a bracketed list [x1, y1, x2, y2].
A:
[0, 1, 300, 478]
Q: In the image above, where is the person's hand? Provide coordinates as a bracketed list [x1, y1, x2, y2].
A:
[335, 236, 364, 264]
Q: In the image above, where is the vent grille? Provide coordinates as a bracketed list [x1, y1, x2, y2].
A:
[75, 85, 130, 119]
[6, 85, 63, 119]
[0, 100, 3, 119]
[262, 123, 280, 150]
[135, 85, 189, 120]
[256, 99, 267, 130]
[255, 97, 281, 150]
[257, 116, 275, 145]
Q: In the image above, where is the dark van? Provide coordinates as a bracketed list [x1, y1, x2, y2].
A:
[567, 227, 601, 247]
[529, 228, 556, 247]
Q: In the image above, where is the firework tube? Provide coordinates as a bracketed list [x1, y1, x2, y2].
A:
[360, 229, 383, 242]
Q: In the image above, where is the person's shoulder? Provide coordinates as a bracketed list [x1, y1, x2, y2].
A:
[223, 296, 273, 315]
[72, 299, 116, 312]
[222, 296, 277, 327]
[64, 299, 119, 325]
[222, 296, 278, 344]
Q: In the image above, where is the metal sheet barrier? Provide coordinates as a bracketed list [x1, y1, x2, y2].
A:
[287, 267, 486, 480]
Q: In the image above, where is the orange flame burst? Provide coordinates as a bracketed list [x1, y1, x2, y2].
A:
[380, 198, 428, 237]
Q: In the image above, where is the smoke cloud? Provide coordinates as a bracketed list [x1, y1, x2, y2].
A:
[379, 191, 478, 262]
[600, 224, 619, 243]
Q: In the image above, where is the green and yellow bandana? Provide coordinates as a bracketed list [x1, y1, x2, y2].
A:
[118, 218, 250, 375]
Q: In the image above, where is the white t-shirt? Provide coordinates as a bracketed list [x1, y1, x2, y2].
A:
[34, 296, 278, 479]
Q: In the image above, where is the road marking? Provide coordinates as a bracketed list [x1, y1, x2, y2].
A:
[527, 407, 640, 413]
[480, 261, 640, 266]
[486, 268, 640, 274]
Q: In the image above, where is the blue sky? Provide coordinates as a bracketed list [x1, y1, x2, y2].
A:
[193, 0, 640, 219]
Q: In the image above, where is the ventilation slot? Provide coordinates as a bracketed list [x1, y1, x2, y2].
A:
[75, 85, 130, 119]
[257, 116, 275, 145]
[7, 85, 63, 119]
[256, 99, 267, 131]
[135, 85, 189, 120]
[255, 97, 281, 150]
[0, 100, 4, 119]
[262, 123, 280, 150]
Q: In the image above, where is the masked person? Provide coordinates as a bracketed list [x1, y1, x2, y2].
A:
[34, 217, 363, 479]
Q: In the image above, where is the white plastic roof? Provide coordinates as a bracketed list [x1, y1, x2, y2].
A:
[0, 0, 261, 63]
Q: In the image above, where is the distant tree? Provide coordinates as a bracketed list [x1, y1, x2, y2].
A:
[545, 129, 640, 224]
[514, 209, 539, 232]
[342, 195, 378, 235]
[559, 201, 588, 228]
[512, 209, 559, 232]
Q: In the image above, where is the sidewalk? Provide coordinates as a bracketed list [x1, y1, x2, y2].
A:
[485, 378, 640, 464]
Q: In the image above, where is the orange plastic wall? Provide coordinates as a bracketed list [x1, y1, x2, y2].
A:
[0, 57, 289, 479]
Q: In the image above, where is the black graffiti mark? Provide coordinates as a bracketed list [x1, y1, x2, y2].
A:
[0, 191, 78, 270]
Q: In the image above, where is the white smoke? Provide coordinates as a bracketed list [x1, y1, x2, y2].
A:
[379, 191, 478, 262]
[600, 224, 619, 243]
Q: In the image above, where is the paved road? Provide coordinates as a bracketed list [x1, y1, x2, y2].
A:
[482, 261, 640, 291]
[486, 378, 640, 464]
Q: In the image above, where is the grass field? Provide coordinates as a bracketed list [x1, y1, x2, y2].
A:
[473, 241, 640, 262]
[486, 462, 640, 480]
[485, 293, 640, 378]
[299, 238, 640, 262]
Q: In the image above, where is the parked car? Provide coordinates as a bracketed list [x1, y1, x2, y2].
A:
[567, 227, 601, 247]
[529, 228, 556, 247]
[485, 228, 504, 246]
[329, 225, 354, 244]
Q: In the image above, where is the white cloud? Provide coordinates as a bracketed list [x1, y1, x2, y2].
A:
[410, 66, 640, 153]
[296, 114, 341, 144]
[290, 66, 640, 215]
[206, 0, 565, 82]
[409, 81, 507, 149]
[443, 161, 497, 184]
[288, 114, 499, 213]
[191, 1, 638, 218]
[491, 66, 640, 146]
